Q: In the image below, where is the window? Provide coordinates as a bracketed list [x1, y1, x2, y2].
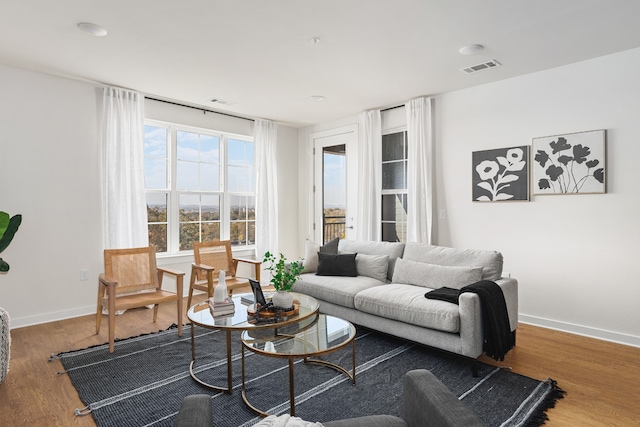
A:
[144, 122, 255, 254]
[381, 130, 408, 242]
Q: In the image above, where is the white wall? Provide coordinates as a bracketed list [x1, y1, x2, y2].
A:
[436, 48, 640, 346]
[0, 66, 300, 328]
[0, 64, 103, 327]
[298, 48, 640, 347]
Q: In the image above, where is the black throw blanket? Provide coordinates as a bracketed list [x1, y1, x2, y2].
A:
[426, 280, 515, 361]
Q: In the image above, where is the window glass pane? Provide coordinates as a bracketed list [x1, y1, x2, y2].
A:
[201, 195, 220, 221]
[179, 223, 199, 251]
[199, 163, 219, 191]
[248, 221, 255, 245]
[228, 138, 246, 165]
[202, 222, 220, 242]
[177, 160, 198, 190]
[177, 131, 199, 161]
[230, 195, 244, 220]
[382, 132, 405, 161]
[247, 196, 256, 220]
[200, 134, 219, 163]
[228, 165, 248, 193]
[144, 126, 167, 158]
[179, 194, 199, 221]
[147, 193, 167, 222]
[382, 162, 406, 190]
[148, 224, 167, 252]
[144, 126, 168, 189]
[230, 221, 247, 245]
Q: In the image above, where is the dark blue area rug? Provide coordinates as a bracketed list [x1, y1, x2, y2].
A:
[52, 324, 564, 427]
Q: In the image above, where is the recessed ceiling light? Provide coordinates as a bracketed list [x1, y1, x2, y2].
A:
[77, 22, 108, 37]
[459, 44, 483, 55]
[310, 95, 325, 102]
[310, 37, 321, 45]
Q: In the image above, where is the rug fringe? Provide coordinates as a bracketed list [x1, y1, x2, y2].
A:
[50, 323, 184, 359]
[75, 405, 92, 416]
[523, 378, 566, 427]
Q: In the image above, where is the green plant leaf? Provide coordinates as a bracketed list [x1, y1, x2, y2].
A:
[0, 214, 22, 253]
[0, 212, 9, 240]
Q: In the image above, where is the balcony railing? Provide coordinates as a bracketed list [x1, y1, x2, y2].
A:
[323, 215, 346, 243]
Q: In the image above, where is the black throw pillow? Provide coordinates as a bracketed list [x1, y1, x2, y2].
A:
[316, 252, 358, 277]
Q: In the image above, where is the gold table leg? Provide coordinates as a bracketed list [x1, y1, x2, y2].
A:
[189, 325, 233, 394]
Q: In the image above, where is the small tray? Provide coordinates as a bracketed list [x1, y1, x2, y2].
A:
[247, 303, 300, 319]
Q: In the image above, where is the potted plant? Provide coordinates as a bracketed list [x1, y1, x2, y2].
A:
[263, 251, 303, 309]
[1, 211, 22, 384]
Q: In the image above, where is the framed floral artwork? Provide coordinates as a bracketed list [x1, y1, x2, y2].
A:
[532, 129, 606, 195]
[472, 145, 529, 202]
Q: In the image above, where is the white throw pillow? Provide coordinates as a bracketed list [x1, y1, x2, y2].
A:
[391, 258, 483, 290]
[302, 239, 320, 273]
[355, 253, 389, 282]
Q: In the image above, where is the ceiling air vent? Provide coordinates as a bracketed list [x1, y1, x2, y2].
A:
[460, 59, 501, 74]
[210, 98, 235, 106]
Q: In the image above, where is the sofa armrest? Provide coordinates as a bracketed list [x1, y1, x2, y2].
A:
[173, 395, 213, 427]
[494, 277, 518, 332]
[403, 370, 485, 427]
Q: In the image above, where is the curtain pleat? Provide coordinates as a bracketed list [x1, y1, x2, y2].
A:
[356, 110, 382, 241]
[406, 97, 434, 244]
[254, 119, 279, 262]
[101, 87, 148, 249]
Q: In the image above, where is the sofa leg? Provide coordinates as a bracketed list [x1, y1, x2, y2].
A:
[470, 360, 479, 377]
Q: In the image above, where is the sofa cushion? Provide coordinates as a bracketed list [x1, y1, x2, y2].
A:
[354, 284, 460, 333]
[356, 254, 389, 282]
[339, 240, 405, 281]
[294, 273, 385, 308]
[317, 253, 358, 277]
[391, 258, 483, 290]
[302, 238, 340, 273]
[402, 243, 503, 281]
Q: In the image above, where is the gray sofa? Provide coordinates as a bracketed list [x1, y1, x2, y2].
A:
[292, 240, 518, 363]
[173, 369, 485, 427]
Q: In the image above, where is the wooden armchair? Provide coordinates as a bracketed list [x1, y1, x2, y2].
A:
[96, 246, 184, 353]
[187, 240, 261, 308]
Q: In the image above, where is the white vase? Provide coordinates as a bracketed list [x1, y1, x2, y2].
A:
[213, 270, 228, 303]
[272, 290, 293, 309]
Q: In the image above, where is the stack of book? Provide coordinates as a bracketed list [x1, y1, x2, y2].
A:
[208, 297, 235, 317]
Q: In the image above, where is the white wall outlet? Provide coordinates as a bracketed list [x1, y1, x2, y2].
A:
[502, 272, 511, 278]
[80, 269, 89, 281]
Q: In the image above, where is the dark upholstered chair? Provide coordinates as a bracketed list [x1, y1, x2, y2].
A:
[173, 369, 485, 427]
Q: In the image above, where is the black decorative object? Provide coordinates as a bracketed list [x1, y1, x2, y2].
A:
[472, 146, 529, 202]
[532, 129, 606, 195]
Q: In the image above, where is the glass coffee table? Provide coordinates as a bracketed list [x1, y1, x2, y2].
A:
[187, 292, 319, 394]
[241, 314, 356, 416]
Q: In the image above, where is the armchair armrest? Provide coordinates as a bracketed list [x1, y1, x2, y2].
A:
[403, 370, 485, 427]
[233, 257, 262, 282]
[158, 267, 186, 277]
[99, 273, 117, 287]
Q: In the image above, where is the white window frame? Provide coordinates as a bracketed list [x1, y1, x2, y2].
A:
[144, 119, 255, 255]
[381, 127, 408, 243]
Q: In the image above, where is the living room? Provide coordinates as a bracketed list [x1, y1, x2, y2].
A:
[1, 1, 640, 426]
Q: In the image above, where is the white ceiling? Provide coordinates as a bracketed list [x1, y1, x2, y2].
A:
[2, 0, 640, 128]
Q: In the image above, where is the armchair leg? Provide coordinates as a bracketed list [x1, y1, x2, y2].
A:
[107, 285, 116, 353]
[96, 289, 102, 335]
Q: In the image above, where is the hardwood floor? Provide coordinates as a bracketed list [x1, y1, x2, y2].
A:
[1, 290, 639, 426]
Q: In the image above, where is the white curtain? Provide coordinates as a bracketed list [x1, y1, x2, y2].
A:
[254, 119, 279, 260]
[101, 87, 148, 249]
[356, 110, 382, 241]
[406, 97, 434, 244]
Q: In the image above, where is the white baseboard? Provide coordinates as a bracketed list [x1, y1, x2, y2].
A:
[10, 305, 95, 329]
[519, 314, 640, 348]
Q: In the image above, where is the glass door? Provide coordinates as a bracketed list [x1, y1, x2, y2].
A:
[312, 127, 357, 244]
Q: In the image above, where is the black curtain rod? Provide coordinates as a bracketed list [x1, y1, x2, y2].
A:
[145, 97, 255, 122]
[381, 104, 404, 112]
